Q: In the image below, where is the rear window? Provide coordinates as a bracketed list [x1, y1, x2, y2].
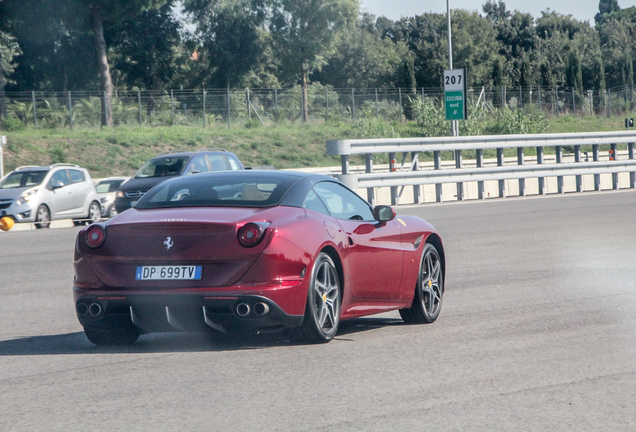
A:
[134, 156, 189, 178]
[0, 170, 48, 189]
[135, 174, 298, 209]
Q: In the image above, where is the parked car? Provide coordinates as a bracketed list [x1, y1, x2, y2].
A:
[73, 170, 445, 346]
[114, 149, 244, 214]
[0, 163, 101, 228]
[95, 177, 129, 218]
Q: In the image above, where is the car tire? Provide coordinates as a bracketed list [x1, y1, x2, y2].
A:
[400, 243, 444, 324]
[35, 205, 50, 229]
[287, 252, 341, 343]
[84, 325, 140, 346]
[107, 205, 118, 218]
[88, 201, 101, 224]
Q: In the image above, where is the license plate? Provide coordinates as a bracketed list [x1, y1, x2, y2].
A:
[136, 265, 202, 280]
[130, 200, 138, 207]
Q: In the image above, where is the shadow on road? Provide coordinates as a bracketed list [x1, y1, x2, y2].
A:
[0, 317, 405, 355]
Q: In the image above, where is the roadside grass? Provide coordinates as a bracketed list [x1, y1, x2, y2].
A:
[2, 114, 634, 178]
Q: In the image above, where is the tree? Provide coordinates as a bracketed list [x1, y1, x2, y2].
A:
[268, 0, 358, 121]
[591, 55, 606, 92]
[107, 2, 181, 112]
[184, 0, 267, 88]
[312, 14, 409, 88]
[76, 0, 168, 126]
[621, 52, 634, 86]
[0, 30, 20, 117]
[566, 49, 583, 92]
[595, 0, 620, 25]
[0, 0, 98, 92]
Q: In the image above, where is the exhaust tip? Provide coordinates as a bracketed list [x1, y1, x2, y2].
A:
[88, 302, 103, 317]
[253, 302, 270, 316]
[76, 303, 88, 316]
[236, 303, 251, 317]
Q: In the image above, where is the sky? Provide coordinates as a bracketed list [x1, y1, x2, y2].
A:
[359, 0, 636, 24]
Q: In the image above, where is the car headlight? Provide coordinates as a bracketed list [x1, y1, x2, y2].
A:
[116, 191, 124, 198]
[16, 189, 38, 205]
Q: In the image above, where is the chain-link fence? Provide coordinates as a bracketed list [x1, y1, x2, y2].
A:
[1, 84, 635, 130]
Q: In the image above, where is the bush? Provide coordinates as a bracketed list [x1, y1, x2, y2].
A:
[1, 116, 25, 131]
[486, 106, 549, 135]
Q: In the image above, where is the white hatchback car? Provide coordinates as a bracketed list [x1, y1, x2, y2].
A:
[0, 164, 101, 228]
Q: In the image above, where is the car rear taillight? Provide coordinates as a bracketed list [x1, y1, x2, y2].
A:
[237, 222, 270, 247]
[85, 224, 106, 248]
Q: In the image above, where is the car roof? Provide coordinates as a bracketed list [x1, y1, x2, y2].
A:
[152, 149, 238, 159]
[188, 169, 334, 183]
[14, 163, 80, 172]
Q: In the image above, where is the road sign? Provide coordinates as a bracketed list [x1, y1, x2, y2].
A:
[444, 69, 467, 121]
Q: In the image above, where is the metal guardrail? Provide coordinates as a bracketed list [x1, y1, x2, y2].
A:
[327, 131, 636, 205]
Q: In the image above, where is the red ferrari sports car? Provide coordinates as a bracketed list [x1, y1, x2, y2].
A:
[73, 171, 445, 345]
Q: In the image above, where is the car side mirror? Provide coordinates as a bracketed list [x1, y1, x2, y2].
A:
[373, 205, 396, 226]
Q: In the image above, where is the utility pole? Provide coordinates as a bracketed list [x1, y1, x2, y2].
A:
[447, 0, 457, 137]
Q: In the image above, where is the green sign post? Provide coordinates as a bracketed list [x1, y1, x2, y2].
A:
[444, 69, 467, 121]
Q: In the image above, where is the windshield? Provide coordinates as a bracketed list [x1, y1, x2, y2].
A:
[0, 170, 48, 189]
[134, 156, 189, 179]
[135, 173, 298, 209]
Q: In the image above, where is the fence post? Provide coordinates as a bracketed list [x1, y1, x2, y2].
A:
[537, 147, 545, 195]
[519, 85, 522, 108]
[375, 88, 379, 119]
[351, 88, 355, 122]
[247, 88, 251, 120]
[68, 91, 73, 131]
[608, 88, 611, 118]
[611, 143, 619, 189]
[412, 151, 421, 204]
[575, 145, 582, 192]
[497, 148, 505, 197]
[32, 91, 37, 129]
[517, 147, 525, 196]
[455, 150, 463, 200]
[476, 149, 484, 199]
[593, 144, 601, 190]
[556, 146, 564, 193]
[341, 155, 349, 175]
[227, 86, 231, 128]
[538, 86, 542, 111]
[275, 88, 278, 119]
[365, 154, 374, 205]
[170, 89, 175, 126]
[398, 88, 403, 122]
[572, 88, 576, 114]
[389, 152, 397, 205]
[137, 90, 142, 126]
[325, 89, 329, 121]
[203, 88, 207, 128]
[434, 151, 443, 202]
[629, 142, 635, 188]
[300, 89, 306, 123]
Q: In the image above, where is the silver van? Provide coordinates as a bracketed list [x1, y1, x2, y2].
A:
[0, 164, 101, 228]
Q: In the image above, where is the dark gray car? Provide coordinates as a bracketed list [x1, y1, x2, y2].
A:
[114, 149, 244, 213]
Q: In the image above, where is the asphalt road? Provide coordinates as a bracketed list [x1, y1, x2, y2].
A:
[1, 190, 636, 431]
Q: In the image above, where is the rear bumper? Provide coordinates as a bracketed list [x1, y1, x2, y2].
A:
[74, 289, 305, 334]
